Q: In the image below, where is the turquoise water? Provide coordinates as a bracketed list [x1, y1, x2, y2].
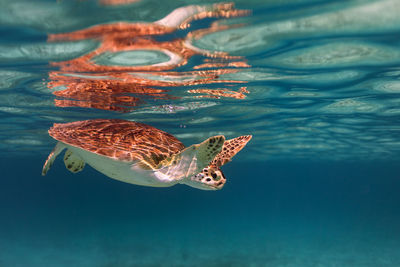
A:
[1, 0, 400, 266]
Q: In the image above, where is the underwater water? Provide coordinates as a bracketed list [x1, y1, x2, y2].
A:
[1, 0, 400, 266]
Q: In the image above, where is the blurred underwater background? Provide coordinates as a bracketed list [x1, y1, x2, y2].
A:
[0, 0, 400, 265]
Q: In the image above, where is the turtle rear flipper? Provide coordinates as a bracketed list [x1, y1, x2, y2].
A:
[155, 135, 225, 181]
[42, 142, 66, 176]
[64, 149, 86, 173]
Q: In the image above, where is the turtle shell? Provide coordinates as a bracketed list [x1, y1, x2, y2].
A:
[48, 119, 185, 165]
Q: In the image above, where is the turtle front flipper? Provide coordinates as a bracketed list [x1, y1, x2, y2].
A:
[194, 135, 226, 170]
[211, 135, 252, 168]
[155, 135, 225, 181]
[63, 149, 86, 173]
[42, 142, 66, 175]
[183, 135, 252, 190]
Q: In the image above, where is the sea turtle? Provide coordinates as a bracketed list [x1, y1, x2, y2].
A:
[42, 119, 251, 190]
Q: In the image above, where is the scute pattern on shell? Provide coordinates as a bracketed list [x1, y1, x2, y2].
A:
[48, 119, 185, 166]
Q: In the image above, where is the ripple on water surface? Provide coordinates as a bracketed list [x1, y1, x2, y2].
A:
[0, 0, 399, 162]
[193, 0, 400, 56]
[0, 41, 97, 62]
[93, 50, 173, 66]
[0, 70, 37, 90]
[266, 42, 400, 69]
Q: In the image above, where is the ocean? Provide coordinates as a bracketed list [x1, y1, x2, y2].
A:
[0, 0, 400, 266]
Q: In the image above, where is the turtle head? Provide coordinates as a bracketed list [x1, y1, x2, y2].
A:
[184, 167, 226, 190]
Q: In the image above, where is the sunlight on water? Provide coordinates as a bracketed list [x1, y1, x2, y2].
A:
[0, 0, 399, 162]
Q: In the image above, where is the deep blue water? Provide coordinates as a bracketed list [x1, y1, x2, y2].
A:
[1, 158, 400, 266]
[1, 0, 400, 266]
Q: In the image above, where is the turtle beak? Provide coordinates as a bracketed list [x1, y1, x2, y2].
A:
[182, 169, 226, 190]
[196, 168, 226, 190]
